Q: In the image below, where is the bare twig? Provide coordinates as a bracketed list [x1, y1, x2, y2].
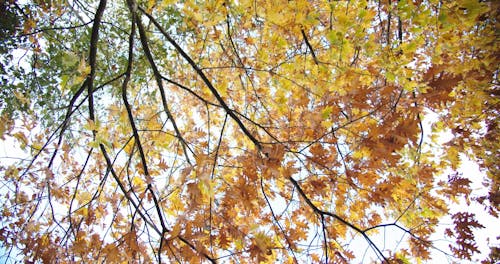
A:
[301, 29, 319, 65]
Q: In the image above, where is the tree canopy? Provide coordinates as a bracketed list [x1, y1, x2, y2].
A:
[0, 0, 498, 263]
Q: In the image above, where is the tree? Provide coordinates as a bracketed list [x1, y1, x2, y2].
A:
[0, 0, 498, 263]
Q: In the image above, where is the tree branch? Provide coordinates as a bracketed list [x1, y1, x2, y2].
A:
[124, 3, 169, 262]
[260, 177, 299, 264]
[288, 176, 389, 263]
[301, 29, 319, 65]
[134, 7, 194, 165]
[140, 7, 262, 150]
[87, 0, 107, 126]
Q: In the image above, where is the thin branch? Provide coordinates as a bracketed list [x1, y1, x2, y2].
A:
[225, 15, 245, 67]
[289, 176, 389, 263]
[363, 222, 452, 257]
[140, 7, 262, 150]
[87, 0, 107, 126]
[47, 81, 87, 169]
[412, 91, 424, 164]
[124, 4, 169, 263]
[14, 21, 93, 38]
[67, 149, 93, 239]
[160, 75, 220, 107]
[84, 0, 163, 245]
[321, 214, 329, 263]
[99, 142, 161, 235]
[298, 105, 383, 153]
[209, 113, 227, 254]
[301, 29, 319, 65]
[45, 72, 124, 172]
[260, 177, 299, 264]
[177, 236, 217, 264]
[134, 7, 194, 165]
[398, 16, 403, 44]
[386, 0, 392, 44]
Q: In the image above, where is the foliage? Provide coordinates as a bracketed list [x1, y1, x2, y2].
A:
[0, 0, 498, 263]
[0, 0, 68, 126]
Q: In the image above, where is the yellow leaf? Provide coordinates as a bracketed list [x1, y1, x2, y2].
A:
[132, 176, 146, 189]
[78, 191, 92, 204]
[353, 147, 371, 159]
[13, 132, 28, 149]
